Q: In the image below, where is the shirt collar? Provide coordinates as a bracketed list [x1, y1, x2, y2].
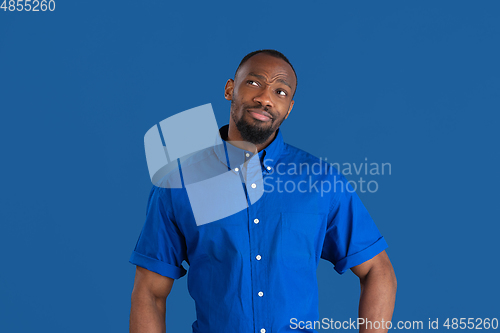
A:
[214, 124, 285, 174]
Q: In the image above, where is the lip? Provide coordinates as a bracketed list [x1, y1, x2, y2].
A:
[247, 108, 272, 121]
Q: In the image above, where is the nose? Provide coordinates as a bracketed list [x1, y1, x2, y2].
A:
[253, 86, 274, 108]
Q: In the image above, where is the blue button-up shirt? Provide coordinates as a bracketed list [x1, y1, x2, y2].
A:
[130, 124, 387, 333]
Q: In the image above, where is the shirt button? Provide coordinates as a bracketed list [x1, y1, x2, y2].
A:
[267, 166, 271, 171]
[256, 255, 262, 260]
[245, 153, 250, 157]
[258, 291, 264, 297]
[254, 218, 259, 224]
[251, 183, 257, 188]
[234, 167, 239, 172]
[260, 329, 266, 333]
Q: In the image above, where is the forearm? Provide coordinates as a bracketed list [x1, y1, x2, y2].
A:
[130, 291, 167, 333]
[358, 266, 397, 333]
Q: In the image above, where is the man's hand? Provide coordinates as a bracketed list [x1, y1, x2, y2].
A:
[130, 266, 174, 333]
[351, 250, 397, 333]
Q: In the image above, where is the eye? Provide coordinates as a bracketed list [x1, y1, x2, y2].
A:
[247, 80, 259, 86]
[277, 89, 287, 96]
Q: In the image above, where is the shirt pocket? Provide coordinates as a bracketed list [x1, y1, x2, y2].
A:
[280, 212, 323, 270]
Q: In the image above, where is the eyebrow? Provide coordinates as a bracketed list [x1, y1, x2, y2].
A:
[248, 72, 292, 91]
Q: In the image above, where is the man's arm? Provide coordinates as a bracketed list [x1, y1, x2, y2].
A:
[130, 266, 174, 333]
[351, 250, 397, 333]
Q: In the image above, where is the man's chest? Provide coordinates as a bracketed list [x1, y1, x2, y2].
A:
[176, 186, 330, 270]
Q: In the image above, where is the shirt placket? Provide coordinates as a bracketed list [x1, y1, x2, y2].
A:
[242, 150, 269, 333]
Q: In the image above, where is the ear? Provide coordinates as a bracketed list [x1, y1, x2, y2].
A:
[284, 100, 294, 120]
[224, 79, 234, 101]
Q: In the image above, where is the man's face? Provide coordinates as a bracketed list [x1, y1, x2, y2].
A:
[225, 53, 296, 145]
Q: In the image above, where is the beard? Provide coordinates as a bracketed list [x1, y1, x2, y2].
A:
[230, 99, 286, 145]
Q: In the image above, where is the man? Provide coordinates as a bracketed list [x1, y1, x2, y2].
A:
[130, 49, 397, 333]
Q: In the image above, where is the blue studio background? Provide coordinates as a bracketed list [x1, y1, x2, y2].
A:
[1, 1, 499, 332]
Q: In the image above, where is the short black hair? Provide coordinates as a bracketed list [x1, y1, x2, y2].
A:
[234, 49, 298, 97]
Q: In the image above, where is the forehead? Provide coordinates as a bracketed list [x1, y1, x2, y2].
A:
[237, 53, 296, 87]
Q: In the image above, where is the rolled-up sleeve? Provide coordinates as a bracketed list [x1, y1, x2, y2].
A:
[129, 186, 187, 279]
[321, 174, 388, 274]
